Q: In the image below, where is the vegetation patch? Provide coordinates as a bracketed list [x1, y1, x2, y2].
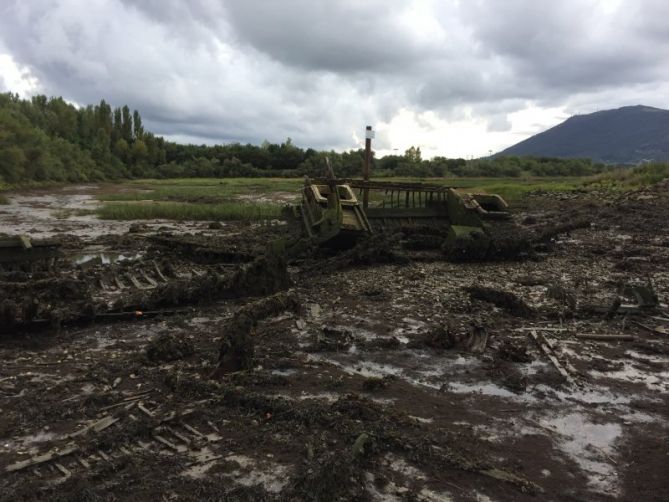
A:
[97, 178, 302, 203]
[97, 201, 282, 221]
[0, 194, 9, 205]
[584, 162, 669, 190]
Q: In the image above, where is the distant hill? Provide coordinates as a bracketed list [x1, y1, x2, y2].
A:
[497, 105, 669, 164]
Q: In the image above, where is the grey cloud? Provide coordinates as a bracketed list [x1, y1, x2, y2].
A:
[0, 0, 668, 154]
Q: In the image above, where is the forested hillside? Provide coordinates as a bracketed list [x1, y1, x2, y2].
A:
[0, 92, 621, 184]
[498, 105, 669, 164]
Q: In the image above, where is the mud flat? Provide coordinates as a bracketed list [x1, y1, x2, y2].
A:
[1, 181, 668, 501]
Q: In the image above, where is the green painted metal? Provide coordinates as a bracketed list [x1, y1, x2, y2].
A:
[291, 178, 512, 253]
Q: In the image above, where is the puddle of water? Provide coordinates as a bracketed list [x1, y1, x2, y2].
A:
[447, 382, 535, 402]
[385, 453, 426, 479]
[538, 413, 622, 496]
[408, 415, 434, 424]
[223, 454, 290, 493]
[0, 186, 225, 237]
[181, 446, 220, 478]
[274, 391, 341, 402]
[537, 384, 631, 405]
[270, 368, 298, 377]
[590, 362, 669, 392]
[1, 430, 58, 455]
[73, 251, 143, 265]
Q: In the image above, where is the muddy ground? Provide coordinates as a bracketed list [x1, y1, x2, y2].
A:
[0, 182, 668, 501]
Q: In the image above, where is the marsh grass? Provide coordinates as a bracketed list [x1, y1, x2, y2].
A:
[99, 178, 303, 204]
[583, 162, 669, 190]
[97, 201, 282, 221]
[96, 175, 601, 222]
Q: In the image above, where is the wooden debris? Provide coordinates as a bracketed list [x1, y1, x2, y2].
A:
[633, 321, 669, 336]
[54, 462, 71, 477]
[528, 330, 575, 385]
[166, 426, 191, 445]
[575, 334, 636, 342]
[5, 445, 79, 472]
[514, 327, 568, 332]
[153, 434, 179, 451]
[181, 423, 206, 438]
[137, 402, 155, 418]
[68, 415, 119, 438]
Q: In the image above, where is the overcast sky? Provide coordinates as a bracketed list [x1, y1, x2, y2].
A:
[1, 0, 668, 158]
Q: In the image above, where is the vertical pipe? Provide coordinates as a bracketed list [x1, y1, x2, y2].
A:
[363, 125, 372, 209]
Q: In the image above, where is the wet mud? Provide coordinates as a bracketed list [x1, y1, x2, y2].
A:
[1, 181, 669, 501]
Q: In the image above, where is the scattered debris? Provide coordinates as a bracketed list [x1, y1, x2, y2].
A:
[145, 332, 195, 364]
[1, 181, 668, 500]
[528, 330, 576, 384]
[496, 338, 532, 362]
[465, 286, 533, 317]
[575, 334, 637, 342]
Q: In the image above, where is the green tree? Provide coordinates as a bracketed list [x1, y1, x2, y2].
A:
[91, 128, 112, 166]
[121, 105, 132, 143]
[132, 110, 144, 140]
[113, 138, 130, 163]
[130, 139, 148, 164]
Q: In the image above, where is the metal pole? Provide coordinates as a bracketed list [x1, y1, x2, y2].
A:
[363, 125, 372, 209]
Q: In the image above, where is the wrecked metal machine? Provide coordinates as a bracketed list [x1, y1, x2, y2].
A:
[286, 175, 514, 259]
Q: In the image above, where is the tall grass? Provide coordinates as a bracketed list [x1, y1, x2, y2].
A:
[99, 178, 303, 203]
[97, 201, 282, 221]
[584, 162, 669, 189]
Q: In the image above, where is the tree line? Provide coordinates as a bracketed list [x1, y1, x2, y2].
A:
[0, 92, 615, 184]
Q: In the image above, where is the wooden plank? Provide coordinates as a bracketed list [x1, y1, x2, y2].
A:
[5, 445, 79, 472]
[54, 463, 71, 478]
[137, 402, 155, 418]
[68, 415, 119, 438]
[575, 334, 636, 341]
[166, 426, 191, 445]
[181, 423, 206, 438]
[529, 330, 574, 384]
[153, 434, 179, 451]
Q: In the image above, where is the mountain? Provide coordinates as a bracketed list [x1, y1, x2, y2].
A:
[497, 105, 669, 164]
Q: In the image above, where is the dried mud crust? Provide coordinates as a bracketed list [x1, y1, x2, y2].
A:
[1, 182, 669, 501]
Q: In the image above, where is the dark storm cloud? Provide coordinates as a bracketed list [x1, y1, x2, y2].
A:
[456, 1, 669, 93]
[220, 0, 429, 72]
[0, 0, 668, 153]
